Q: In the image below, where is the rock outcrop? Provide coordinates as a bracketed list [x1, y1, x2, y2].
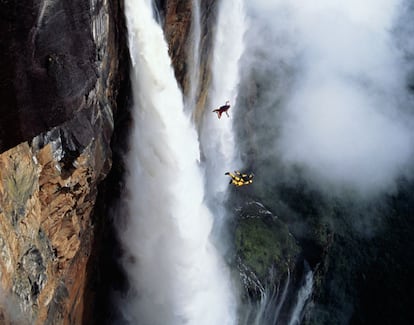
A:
[0, 0, 127, 323]
[157, 0, 218, 125]
[234, 201, 300, 298]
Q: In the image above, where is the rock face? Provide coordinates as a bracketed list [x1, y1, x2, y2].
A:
[0, 0, 126, 323]
[234, 201, 300, 298]
[156, 0, 218, 125]
[0, 141, 94, 324]
[1, 1, 91, 152]
[158, 0, 193, 92]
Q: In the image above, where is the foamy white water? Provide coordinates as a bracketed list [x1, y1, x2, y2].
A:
[120, 0, 236, 324]
[239, 269, 291, 325]
[288, 270, 313, 325]
[200, 0, 247, 210]
[272, 270, 290, 323]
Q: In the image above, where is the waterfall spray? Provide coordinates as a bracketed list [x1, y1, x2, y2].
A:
[288, 269, 314, 325]
[197, 1, 247, 318]
[120, 0, 236, 324]
[200, 0, 247, 224]
[239, 271, 291, 325]
[197, 0, 247, 319]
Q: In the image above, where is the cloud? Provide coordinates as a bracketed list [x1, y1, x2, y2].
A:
[243, 0, 414, 196]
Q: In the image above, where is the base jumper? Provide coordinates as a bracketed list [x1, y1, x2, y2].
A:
[225, 171, 254, 187]
[213, 101, 230, 119]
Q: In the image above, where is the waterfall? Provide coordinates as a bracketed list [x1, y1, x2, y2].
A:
[119, 0, 236, 324]
[287, 269, 314, 325]
[272, 270, 291, 323]
[200, 0, 247, 231]
[36, 0, 52, 28]
[201, 0, 246, 184]
[240, 270, 291, 325]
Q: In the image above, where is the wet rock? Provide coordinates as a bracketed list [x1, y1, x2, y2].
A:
[0, 1, 96, 152]
[234, 201, 300, 298]
[158, 0, 218, 125]
[13, 247, 47, 306]
[0, 0, 126, 323]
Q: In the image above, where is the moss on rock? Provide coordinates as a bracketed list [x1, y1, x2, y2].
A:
[234, 201, 300, 295]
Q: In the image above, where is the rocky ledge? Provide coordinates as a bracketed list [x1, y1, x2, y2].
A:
[234, 200, 300, 299]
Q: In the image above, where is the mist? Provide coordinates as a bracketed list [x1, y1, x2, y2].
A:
[198, 0, 246, 263]
[243, 0, 414, 197]
[200, 0, 246, 206]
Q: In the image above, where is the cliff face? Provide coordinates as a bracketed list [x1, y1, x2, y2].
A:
[157, 0, 217, 125]
[0, 141, 96, 325]
[234, 201, 300, 298]
[0, 0, 126, 323]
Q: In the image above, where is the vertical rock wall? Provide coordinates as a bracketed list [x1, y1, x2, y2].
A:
[157, 0, 218, 124]
[0, 0, 126, 323]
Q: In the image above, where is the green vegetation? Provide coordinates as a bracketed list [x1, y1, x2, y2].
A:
[235, 211, 300, 283]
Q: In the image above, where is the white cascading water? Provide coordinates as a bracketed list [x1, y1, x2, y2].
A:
[200, 0, 247, 226]
[272, 273, 291, 323]
[120, 0, 237, 324]
[287, 270, 314, 325]
[240, 271, 291, 325]
[36, 0, 51, 28]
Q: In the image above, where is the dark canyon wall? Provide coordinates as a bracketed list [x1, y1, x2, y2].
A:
[0, 0, 215, 323]
[0, 0, 127, 323]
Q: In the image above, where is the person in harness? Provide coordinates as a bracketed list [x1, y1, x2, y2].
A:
[225, 171, 254, 187]
[213, 100, 231, 119]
